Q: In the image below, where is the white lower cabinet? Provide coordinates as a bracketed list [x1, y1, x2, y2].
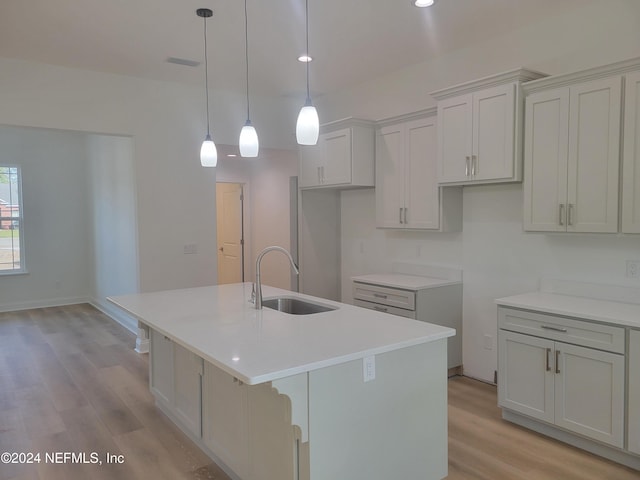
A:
[498, 309, 625, 448]
[629, 330, 640, 455]
[150, 329, 174, 406]
[203, 362, 249, 479]
[149, 329, 203, 439]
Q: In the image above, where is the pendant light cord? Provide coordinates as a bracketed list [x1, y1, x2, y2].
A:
[203, 15, 211, 134]
[244, 0, 250, 121]
[305, 0, 310, 101]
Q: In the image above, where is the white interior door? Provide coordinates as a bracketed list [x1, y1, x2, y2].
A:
[216, 182, 244, 284]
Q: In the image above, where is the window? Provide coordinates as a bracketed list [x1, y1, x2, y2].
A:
[0, 166, 24, 273]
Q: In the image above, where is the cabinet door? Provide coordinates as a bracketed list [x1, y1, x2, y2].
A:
[405, 116, 440, 229]
[322, 128, 352, 186]
[299, 143, 323, 188]
[622, 71, 640, 233]
[202, 362, 249, 478]
[437, 94, 472, 183]
[472, 83, 516, 181]
[375, 124, 405, 228]
[628, 330, 640, 455]
[554, 342, 624, 448]
[173, 343, 203, 438]
[523, 88, 570, 232]
[498, 330, 554, 423]
[566, 77, 621, 233]
[150, 329, 174, 406]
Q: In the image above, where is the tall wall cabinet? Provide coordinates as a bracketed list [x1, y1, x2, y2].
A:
[375, 109, 461, 231]
[431, 69, 546, 185]
[623, 71, 640, 233]
[523, 57, 640, 233]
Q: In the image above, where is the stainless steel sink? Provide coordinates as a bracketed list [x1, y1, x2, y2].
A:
[262, 296, 337, 315]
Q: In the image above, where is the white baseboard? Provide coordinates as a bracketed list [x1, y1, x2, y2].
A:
[89, 298, 138, 334]
[0, 296, 90, 313]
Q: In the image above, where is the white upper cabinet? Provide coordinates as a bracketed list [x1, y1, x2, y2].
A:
[299, 118, 374, 189]
[522, 59, 640, 233]
[432, 69, 546, 185]
[623, 71, 640, 233]
[524, 77, 622, 232]
[376, 110, 461, 231]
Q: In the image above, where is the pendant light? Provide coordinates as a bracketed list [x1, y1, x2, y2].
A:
[295, 0, 319, 145]
[197, 8, 218, 167]
[239, 0, 259, 157]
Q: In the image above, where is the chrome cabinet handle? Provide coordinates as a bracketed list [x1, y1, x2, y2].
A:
[317, 166, 322, 184]
[373, 293, 388, 299]
[546, 348, 551, 372]
[404, 207, 408, 225]
[471, 155, 477, 176]
[555, 350, 561, 374]
[399, 207, 403, 224]
[465, 156, 470, 177]
[568, 203, 574, 226]
[541, 325, 568, 333]
[559, 204, 565, 226]
[373, 305, 388, 312]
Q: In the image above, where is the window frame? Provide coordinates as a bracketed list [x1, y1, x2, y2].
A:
[0, 164, 26, 275]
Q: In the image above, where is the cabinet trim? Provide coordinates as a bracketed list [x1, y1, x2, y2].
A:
[524, 56, 640, 94]
[431, 68, 546, 100]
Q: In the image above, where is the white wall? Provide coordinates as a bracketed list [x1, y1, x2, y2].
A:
[217, 149, 298, 290]
[327, 1, 640, 382]
[0, 126, 92, 310]
[87, 134, 139, 328]
[0, 57, 297, 301]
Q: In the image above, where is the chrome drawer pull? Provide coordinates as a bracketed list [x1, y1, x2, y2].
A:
[373, 293, 388, 299]
[541, 325, 568, 333]
[555, 350, 561, 374]
[373, 306, 388, 312]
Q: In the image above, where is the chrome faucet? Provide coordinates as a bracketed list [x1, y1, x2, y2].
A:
[254, 246, 299, 309]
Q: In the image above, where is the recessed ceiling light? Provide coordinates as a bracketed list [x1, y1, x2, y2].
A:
[227, 154, 237, 157]
[413, 0, 435, 7]
[298, 54, 313, 63]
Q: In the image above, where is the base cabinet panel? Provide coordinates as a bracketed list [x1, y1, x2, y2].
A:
[498, 311, 624, 448]
[554, 342, 624, 448]
[150, 329, 174, 406]
[203, 363, 249, 479]
[629, 330, 640, 455]
[498, 330, 554, 423]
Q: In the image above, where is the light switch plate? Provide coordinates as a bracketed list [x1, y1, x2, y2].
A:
[363, 355, 376, 382]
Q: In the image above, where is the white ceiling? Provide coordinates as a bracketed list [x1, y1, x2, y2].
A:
[0, 0, 591, 99]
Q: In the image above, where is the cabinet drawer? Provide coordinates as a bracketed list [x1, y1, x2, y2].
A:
[353, 282, 415, 310]
[498, 307, 625, 354]
[353, 299, 417, 319]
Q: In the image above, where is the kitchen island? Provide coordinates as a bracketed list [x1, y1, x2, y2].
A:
[109, 283, 454, 480]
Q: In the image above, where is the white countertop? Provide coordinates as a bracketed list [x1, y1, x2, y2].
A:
[352, 273, 461, 291]
[496, 292, 640, 329]
[109, 283, 455, 385]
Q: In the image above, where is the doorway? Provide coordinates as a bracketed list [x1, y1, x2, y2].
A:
[216, 182, 244, 284]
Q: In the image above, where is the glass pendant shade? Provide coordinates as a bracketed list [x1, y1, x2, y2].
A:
[239, 121, 259, 157]
[200, 134, 218, 167]
[296, 99, 319, 145]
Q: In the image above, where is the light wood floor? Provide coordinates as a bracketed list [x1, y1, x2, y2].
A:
[1, 305, 638, 480]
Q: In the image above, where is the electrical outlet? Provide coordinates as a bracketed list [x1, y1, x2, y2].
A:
[363, 355, 376, 382]
[626, 260, 640, 279]
[184, 244, 198, 254]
